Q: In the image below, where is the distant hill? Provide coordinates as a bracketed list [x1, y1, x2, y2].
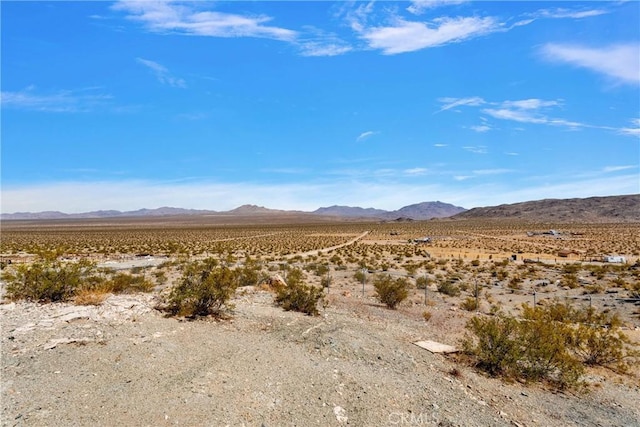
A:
[0, 207, 216, 220]
[452, 194, 640, 222]
[226, 204, 298, 215]
[391, 201, 466, 220]
[313, 201, 466, 220]
[312, 206, 389, 218]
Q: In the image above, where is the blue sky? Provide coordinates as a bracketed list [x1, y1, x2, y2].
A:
[2, 1, 639, 213]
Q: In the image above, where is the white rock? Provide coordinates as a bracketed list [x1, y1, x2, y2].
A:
[334, 406, 348, 423]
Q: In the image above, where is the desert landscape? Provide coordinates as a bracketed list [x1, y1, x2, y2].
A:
[1, 196, 640, 426]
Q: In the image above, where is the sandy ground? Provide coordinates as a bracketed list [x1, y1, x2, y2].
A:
[2, 286, 640, 427]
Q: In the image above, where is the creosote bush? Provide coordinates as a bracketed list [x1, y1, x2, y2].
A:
[437, 280, 461, 297]
[2, 260, 152, 303]
[164, 259, 237, 318]
[274, 268, 324, 316]
[462, 302, 638, 389]
[373, 274, 409, 309]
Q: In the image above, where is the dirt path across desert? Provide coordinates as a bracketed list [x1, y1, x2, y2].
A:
[282, 231, 370, 259]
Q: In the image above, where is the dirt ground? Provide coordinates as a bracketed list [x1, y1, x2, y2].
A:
[2, 285, 639, 427]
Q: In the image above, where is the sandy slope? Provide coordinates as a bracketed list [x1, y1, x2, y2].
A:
[2, 289, 639, 427]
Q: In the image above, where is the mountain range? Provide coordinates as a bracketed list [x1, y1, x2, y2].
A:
[1, 201, 465, 221]
[2, 194, 638, 222]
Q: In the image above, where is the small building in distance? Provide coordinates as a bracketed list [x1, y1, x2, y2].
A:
[412, 237, 431, 244]
[557, 249, 578, 258]
[603, 255, 626, 263]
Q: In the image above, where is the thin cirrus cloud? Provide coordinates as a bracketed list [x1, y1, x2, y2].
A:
[438, 96, 639, 136]
[540, 43, 640, 85]
[618, 118, 640, 136]
[0, 86, 112, 113]
[533, 8, 609, 19]
[356, 130, 378, 142]
[136, 58, 186, 88]
[470, 125, 491, 133]
[436, 96, 485, 113]
[406, 0, 470, 15]
[356, 16, 502, 55]
[112, 1, 297, 41]
[602, 165, 636, 173]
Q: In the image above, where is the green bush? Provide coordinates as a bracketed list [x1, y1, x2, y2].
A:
[164, 260, 237, 318]
[437, 280, 460, 297]
[462, 302, 638, 388]
[415, 276, 429, 289]
[3, 260, 99, 302]
[275, 282, 324, 316]
[106, 272, 154, 293]
[460, 297, 478, 311]
[373, 274, 409, 309]
[353, 269, 367, 283]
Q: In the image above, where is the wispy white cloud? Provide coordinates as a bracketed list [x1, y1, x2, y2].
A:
[534, 8, 609, 20]
[603, 165, 636, 173]
[438, 96, 589, 130]
[433, 143, 448, 147]
[406, 0, 469, 15]
[356, 130, 378, 142]
[534, 8, 609, 19]
[502, 99, 560, 110]
[404, 167, 429, 176]
[472, 168, 513, 176]
[297, 27, 352, 57]
[357, 16, 502, 55]
[463, 145, 488, 154]
[298, 41, 352, 57]
[541, 43, 640, 85]
[113, 1, 297, 41]
[470, 125, 491, 133]
[436, 96, 485, 113]
[136, 58, 186, 88]
[260, 168, 309, 175]
[1, 86, 112, 113]
[618, 118, 640, 136]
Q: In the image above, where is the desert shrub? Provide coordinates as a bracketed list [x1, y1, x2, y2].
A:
[353, 269, 367, 283]
[463, 315, 521, 376]
[415, 276, 429, 289]
[460, 297, 478, 311]
[437, 281, 460, 297]
[235, 264, 260, 287]
[320, 274, 332, 288]
[422, 311, 432, 321]
[3, 260, 98, 302]
[463, 302, 638, 388]
[74, 288, 109, 306]
[507, 276, 522, 290]
[154, 271, 168, 286]
[562, 273, 579, 289]
[495, 269, 508, 281]
[106, 272, 154, 294]
[569, 307, 636, 370]
[164, 261, 237, 318]
[373, 274, 409, 309]
[275, 282, 324, 315]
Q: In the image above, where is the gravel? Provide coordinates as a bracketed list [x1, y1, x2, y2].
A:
[2, 288, 639, 427]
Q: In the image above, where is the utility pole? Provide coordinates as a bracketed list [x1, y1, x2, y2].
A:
[424, 274, 428, 306]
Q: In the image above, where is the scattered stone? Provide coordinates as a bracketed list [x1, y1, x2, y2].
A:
[333, 406, 348, 423]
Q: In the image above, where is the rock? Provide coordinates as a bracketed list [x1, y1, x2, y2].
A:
[333, 406, 348, 423]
